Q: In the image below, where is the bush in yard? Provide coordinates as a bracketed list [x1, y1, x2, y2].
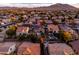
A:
[58, 30, 64, 40]
[6, 25, 17, 38]
[6, 29, 16, 38]
[17, 33, 39, 43]
[26, 33, 39, 43]
[59, 30, 73, 42]
[18, 16, 24, 22]
[9, 17, 16, 22]
[40, 20, 46, 26]
[0, 29, 2, 32]
[53, 20, 59, 25]
[63, 32, 73, 42]
[8, 25, 17, 31]
[17, 33, 27, 41]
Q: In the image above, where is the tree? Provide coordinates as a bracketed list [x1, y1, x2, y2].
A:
[6, 29, 16, 38]
[53, 21, 59, 25]
[58, 30, 64, 41]
[8, 25, 17, 31]
[9, 16, 16, 22]
[0, 29, 2, 32]
[18, 15, 24, 23]
[26, 33, 39, 43]
[6, 25, 17, 38]
[63, 31, 72, 42]
[59, 30, 73, 42]
[17, 33, 27, 41]
[40, 20, 46, 26]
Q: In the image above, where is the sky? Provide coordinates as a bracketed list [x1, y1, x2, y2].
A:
[0, 0, 78, 4]
[0, 0, 79, 7]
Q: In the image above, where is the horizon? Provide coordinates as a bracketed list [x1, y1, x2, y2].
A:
[0, 0, 79, 8]
[0, 3, 79, 8]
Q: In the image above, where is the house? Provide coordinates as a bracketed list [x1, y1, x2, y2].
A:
[16, 26, 30, 35]
[47, 24, 59, 33]
[69, 40, 79, 54]
[0, 42, 16, 55]
[52, 16, 57, 20]
[32, 24, 41, 32]
[17, 42, 40, 55]
[74, 19, 79, 24]
[59, 24, 79, 39]
[29, 18, 36, 23]
[64, 16, 69, 19]
[34, 16, 41, 20]
[45, 20, 53, 24]
[44, 16, 49, 20]
[0, 30, 6, 42]
[59, 24, 73, 32]
[58, 16, 64, 19]
[48, 43, 74, 55]
[22, 15, 28, 20]
[77, 14, 79, 19]
[73, 24, 79, 33]
[54, 19, 62, 23]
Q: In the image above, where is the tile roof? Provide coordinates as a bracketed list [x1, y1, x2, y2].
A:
[17, 42, 40, 55]
[69, 40, 79, 54]
[0, 42, 16, 54]
[48, 43, 74, 55]
[45, 20, 53, 24]
[48, 24, 59, 32]
[17, 27, 29, 33]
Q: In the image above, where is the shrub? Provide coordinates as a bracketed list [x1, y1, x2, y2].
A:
[0, 29, 2, 32]
[6, 25, 17, 38]
[17, 33, 39, 43]
[6, 29, 16, 38]
[53, 21, 59, 25]
[26, 33, 39, 43]
[59, 30, 73, 42]
[63, 32, 72, 42]
[8, 25, 17, 31]
[17, 33, 27, 41]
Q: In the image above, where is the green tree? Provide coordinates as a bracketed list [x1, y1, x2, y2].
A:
[6, 25, 17, 38]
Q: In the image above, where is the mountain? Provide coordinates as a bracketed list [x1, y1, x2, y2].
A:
[72, 3, 79, 8]
[33, 3, 78, 11]
[0, 3, 78, 11]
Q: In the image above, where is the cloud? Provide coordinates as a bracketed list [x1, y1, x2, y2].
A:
[0, 3, 52, 7]
[0, 0, 78, 4]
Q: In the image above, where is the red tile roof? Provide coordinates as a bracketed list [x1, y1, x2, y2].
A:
[48, 43, 74, 55]
[48, 24, 59, 32]
[69, 40, 79, 54]
[0, 42, 16, 54]
[17, 42, 40, 55]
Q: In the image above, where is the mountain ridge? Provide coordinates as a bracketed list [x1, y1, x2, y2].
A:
[32, 3, 78, 11]
[0, 3, 78, 11]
